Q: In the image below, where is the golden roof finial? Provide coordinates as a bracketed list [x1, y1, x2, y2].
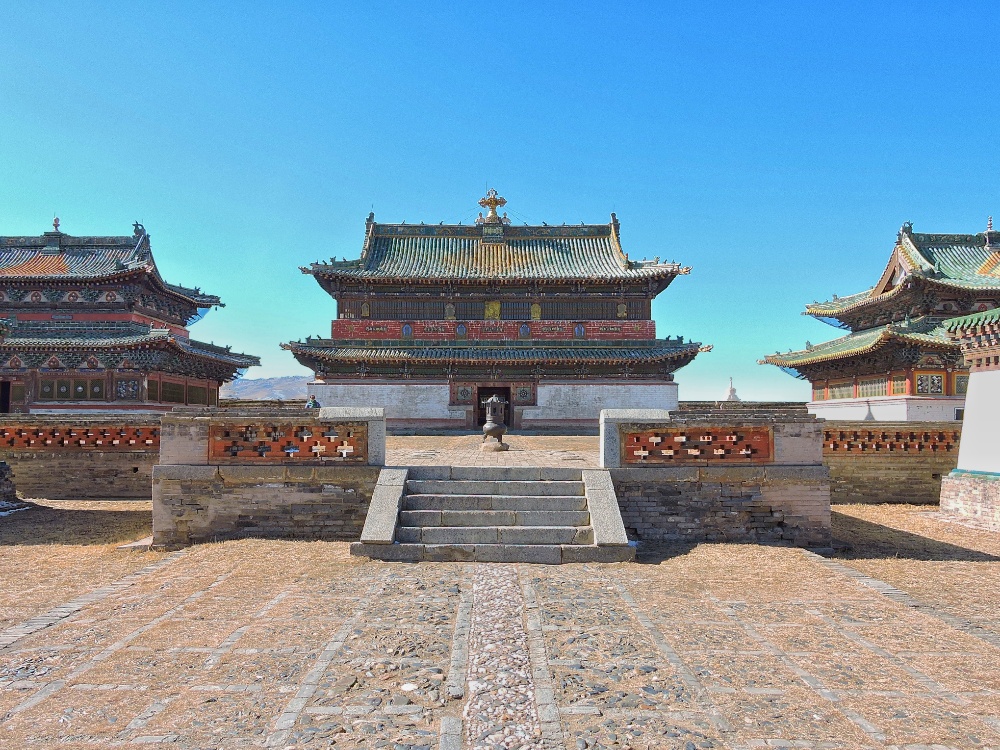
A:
[53, 215, 60, 232]
[989, 215, 994, 233]
[478, 188, 507, 225]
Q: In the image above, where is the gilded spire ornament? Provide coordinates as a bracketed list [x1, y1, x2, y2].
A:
[478, 188, 507, 225]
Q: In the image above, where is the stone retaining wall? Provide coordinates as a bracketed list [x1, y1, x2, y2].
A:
[152, 464, 381, 547]
[610, 465, 831, 547]
[0, 416, 160, 500]
[822, 422, 961, 504]
[152, 406, 386, 548]
[600, 408, 830, 547]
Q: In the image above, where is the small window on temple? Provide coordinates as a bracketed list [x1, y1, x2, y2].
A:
[161, 381, 185, 403]
[360, 302, 370, 318]
[456, 324, 467, 339]
[530, 303, 541, 320]
[89, 380, 105, 400]
[39, 381, 55, 400]
[616, 303, 627, 319]
[955, 408, 965, 420]
[519, 323, 531, 339]
[955, 375, 969, 395]
[148, 380, 159, 402]
[401, 323, 413, 339]
[574, 324, 586, 339]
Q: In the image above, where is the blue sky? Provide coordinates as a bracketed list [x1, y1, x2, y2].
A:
[2, 1, 997, 400]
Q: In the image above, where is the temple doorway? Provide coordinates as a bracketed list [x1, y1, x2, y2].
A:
[477, 386, 510, 426]
[0, 382, 10, 413]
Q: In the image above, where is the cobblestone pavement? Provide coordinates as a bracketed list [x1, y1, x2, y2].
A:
[1, 508, 999, 749]
[386, 435, 598, 468]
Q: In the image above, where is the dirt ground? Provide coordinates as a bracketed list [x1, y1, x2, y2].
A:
[0, 502, 997, 749]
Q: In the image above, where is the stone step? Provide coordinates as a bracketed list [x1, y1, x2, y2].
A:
[399, 509, 591, 528]
[407, 467, 583, 482]
[403, 494, 588, 512]
[351, 542, 635, 564]
[405, 479, 585, 497]
[396, 525, 594, 545]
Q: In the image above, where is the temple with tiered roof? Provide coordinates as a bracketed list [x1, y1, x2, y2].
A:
[284, 190, 707, 427]
[762, 220, 1000, 420]
[0, 221, 259, 413]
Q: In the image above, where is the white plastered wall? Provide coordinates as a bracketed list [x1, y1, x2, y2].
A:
[808, 396, 965, 422]
[522, 382, 679, 423]
[311, 382, 464, 422]
[956, 369, 1000, 473]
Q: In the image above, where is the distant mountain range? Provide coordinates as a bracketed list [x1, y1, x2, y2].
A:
[220, 375, 312, 401]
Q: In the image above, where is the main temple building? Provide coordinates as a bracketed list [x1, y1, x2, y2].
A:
[0, 221, 259, 413]
[285, 190, 707, 427]
[762, 220, 1000, 421]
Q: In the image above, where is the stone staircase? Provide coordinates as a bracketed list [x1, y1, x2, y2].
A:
[352, 467, 634, 563]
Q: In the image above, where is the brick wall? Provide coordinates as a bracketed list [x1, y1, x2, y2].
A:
[940, 471, 1000, 528]
[0, 416, 160, 500]
[600, 407, 830, 547]
[822, 421, 961, 504]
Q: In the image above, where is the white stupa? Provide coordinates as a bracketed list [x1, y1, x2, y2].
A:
[724, 377, 741, 402]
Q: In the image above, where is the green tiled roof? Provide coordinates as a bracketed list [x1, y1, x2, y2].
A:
[760, 317, 954, 368]
[305, 220, 688, 282]
[283, 338, 703, 365]
[0, 230, 221, 307]
[946, 308, 1000, 332]
[807, 228, 1000, 317]
[0, 319, 259, 368]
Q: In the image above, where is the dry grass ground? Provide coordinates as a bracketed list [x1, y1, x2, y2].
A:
[0, 500, 166, 630]
[834, 504, 1000, 643]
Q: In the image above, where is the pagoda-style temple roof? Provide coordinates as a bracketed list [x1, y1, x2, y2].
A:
[284, 338, 704, 369]
[0, 225, 221, 308]
[806, 223, 1000, 328]
[760, 317, 954, 371]
[0, 319, 259, 380]
[303, 213, 688, 286]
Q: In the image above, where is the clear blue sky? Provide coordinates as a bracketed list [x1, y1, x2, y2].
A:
[2, 2, 997, 400]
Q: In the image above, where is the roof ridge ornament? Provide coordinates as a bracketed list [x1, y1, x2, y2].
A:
[477, 188, 507, 225]
[987, 215, 995, 250]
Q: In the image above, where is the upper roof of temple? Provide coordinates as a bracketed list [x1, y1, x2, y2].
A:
[0, 221, 221, 308]
[805, 221, 1000, 327]
[302, 190, 689, 285]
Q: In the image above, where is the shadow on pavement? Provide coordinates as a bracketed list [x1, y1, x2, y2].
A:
[0, 502, 152, 547]
[832, 510, 1000, 562]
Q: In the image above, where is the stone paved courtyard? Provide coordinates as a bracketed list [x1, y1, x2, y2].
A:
[1, 497, 999, 750]
[385, 434, 600, 468]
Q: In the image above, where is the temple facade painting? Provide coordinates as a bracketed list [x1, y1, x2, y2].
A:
[762, 220, 1000, 421]
[284, 190, 708, 427]
[0, 221, 259, 413]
